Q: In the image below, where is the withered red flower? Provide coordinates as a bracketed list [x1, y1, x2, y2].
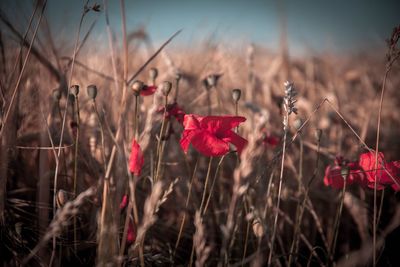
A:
[120, 194, 128, 210]
[157, 102, 185, 124]
[359, 151, 400, 190]
[263, 135, 279, 147]
[180, 114, 247, 157]
[127, 221, 136, 245]
[324, 156, 366, 189]
[140, 85, 157, 96]
[129, 138, 144, 176]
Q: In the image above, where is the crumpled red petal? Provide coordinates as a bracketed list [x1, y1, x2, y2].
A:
[129, 138, 144, 176]
[221, 130, 248, 155]
[190, 131, 230, 157]
[119, 194, 129, 210]
[200, 116, 246, 133]
[140, 85, 157, 96]
[182, 114, 202, 131]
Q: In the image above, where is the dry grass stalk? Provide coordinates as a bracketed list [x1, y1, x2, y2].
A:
[193, 211, 212, 267]
[22, 186, 96, 265]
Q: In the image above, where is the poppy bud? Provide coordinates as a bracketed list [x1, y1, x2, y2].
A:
[161, 81, 172, 96]
[175, 71, 182, 81]
[341, 166, 349, 180]
[149, 68, 158, 80]
[252, 219, 264, 238]
[87, 84, 97, 100]
[207, 75, 217, 87]
[70, 85, 79, 97]
[232, 89, 241, 102]
[132, 80, 144, 96]
[57, 189, 68, 208]
[52, 88, 61, 102]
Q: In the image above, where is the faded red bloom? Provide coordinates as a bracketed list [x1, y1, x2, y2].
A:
[324, 156, 366, 189]
[180, 114, 247, 157]
[140, 85, 157, 96]
[157, 102, 185, 124]
[263, 135, 279, 147]
[129, 138, 144, 176]
[127, 221, 136, 245]
[120, 194, 128, 210]
[359, 151, 400, 190]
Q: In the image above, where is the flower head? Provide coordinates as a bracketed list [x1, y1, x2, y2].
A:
[129, 138, 144, 176]
[180, 114, 247, 157]
[157, 102, 185, 124]
[324, 156, 365, 189]
[359, 151, 400, 190]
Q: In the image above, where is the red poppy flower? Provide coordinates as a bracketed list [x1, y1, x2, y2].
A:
[359, 151, 400, 190]
[140, 85, 157, 96]
[129, 138, 144, 176]
[180, 114, 247, 157]
[157, 102, 185, 124]
[324, 156, 366, 189]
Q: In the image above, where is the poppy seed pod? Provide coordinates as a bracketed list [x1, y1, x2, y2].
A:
[341, 166, 349, 180]
[232, 89, 241, 102]
[70, 85, 79, 96]
[132, 80, 144, 96]
[315, 129, 323, 142]
[52, 88, 62, 102]
[68, 93, 75, 103]
[161, 81, 172, 96]
[87, 84, 98, 100]
[149, 68, 158, 80]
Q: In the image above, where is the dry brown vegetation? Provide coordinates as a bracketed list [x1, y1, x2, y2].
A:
[1, 1, 400, 267]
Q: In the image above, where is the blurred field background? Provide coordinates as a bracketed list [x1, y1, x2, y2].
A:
[0, 0, 399, 266]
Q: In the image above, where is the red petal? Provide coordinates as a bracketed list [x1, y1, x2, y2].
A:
[180, 129, 201, 153]
[200, 116, 246, 133]
[140, 85, 157, 96]
[182, 114, 202, 131]
[191, 131, 230, 157]
[324, 165, 345, 189]
[221, 130, 248, 155]
[129, 138, 144, 176]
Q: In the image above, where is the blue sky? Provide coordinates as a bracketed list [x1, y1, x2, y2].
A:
[2, 0, 399, 54]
